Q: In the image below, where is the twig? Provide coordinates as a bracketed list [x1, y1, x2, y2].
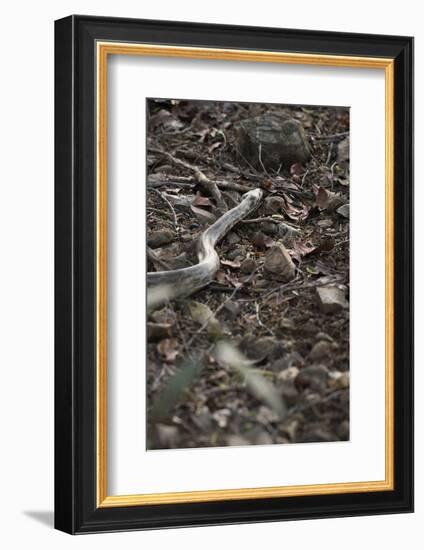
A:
[215, 180, 251, 193]
[150, 187, 180, 236]
[255, 301, 275, 336]
[147, 179, 195, 189]
[312, 131, 349, 142]
[147, 247, 171, 271]
[149, 146, 228, 212]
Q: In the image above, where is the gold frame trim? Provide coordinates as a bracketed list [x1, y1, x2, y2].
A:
[96, 42, 395, 508]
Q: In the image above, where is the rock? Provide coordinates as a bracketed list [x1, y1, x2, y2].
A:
[190, 205, 216, 226]
[235, 113, 310, 170]
[149, 306, 176, 325]
[240, 334, 277, 362]
[315, 331, 334, 342]
[294, 365, 328, 393]
[147, 322, 173, 342]
[252, 231, 274, 250]
[309, 340, 335, 361]
[337, 137, 350, 162]
[337, 420, 350, 440]
[240, 257, 256, 274]
[316, 286, 348, 313]
[336, 203, 349, 218]
[225, 231, 241, 246]
[329, 371, 350, 390]
[222, 301, 241, 321]
[263, 195, 285, 215]
[252, 429, 274, 446]
[278, 366, 300, 383]
[147, 229, 174, 249]
[299, 427, 335, 443]
[279, 380, 300, 407]
[264, 244, 296, 282]
[155, 424, 179, 448]
[226, 435, 250, 446]
[272, 351, 304, 372]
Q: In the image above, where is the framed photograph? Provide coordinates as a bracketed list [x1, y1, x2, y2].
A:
[54, 15, 413, 534]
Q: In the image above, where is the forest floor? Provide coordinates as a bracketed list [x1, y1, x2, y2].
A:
[146, 98, 350, 450]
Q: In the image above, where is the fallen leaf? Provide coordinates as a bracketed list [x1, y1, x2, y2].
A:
[186, 301, 222, 336]
[190, 205, 216, 225]
[315, 186, 344, 211]
[214, 342, 287, 419]
[157, 338, 179, 362]
[291, 240, 318, 261]
[192, 193, 212, 207]
[252, 231, 274, 250]
[221, 258, 241, 269]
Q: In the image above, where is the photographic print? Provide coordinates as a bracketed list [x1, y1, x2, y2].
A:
[146, 98, 350, 450]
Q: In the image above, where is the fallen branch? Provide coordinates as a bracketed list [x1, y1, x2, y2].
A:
[150, 187, 180, 235]
[150, 146, 228, 212]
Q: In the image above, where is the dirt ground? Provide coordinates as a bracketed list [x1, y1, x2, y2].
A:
[145, 98, 350, 450]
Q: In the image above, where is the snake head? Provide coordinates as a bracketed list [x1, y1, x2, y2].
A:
[243, 187, 263, 206]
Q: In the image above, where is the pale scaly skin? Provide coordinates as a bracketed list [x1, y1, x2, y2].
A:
[147, 188, 263, 310]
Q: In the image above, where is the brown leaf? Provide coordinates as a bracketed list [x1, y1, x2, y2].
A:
[315, 186, 343, 211]
[290, 162, 304, 176]
[316, 237, 336, 254]
[252, 231, 274, 250]
[208, 141, 223, 153]
[215, 270, 230, 284]
[157, 338, 179, 362]
[192, 193, 212, 207]
[291, 240, 318, 261]
[221, 258, 241, 269]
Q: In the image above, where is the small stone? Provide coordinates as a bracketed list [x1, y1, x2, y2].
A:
[337, 137, 350, 162]
[252, 429, 274, 446]
[309, 340, 334, 361]
[278, 366, 300, 382]
[264, 244, 296, 282]
[279, 381, 300, 407]
[272, 351, 304, 372]
[240, 257, 256, 274]
[190, 205, 216, 226]
[225, 231, 241, 246]
[226, 435, 250, 446]
[315, 332, 334, 342]
[294, 365, 328, 393]
[337, 420, 350, 440]
[316, 286, 348, 313]
[252, 231, 273, 250]
[147, 322, 172, 342]
[240, 334, 277, 362]
[299, 428, 335, 443]
[156, 424, 179, 448]
[263, 195, 285, 215]
[147, 229, 174, 249]
[222, 301, 241, 321]
[329, 371, 350, 390]
[336, 203, 350, 218]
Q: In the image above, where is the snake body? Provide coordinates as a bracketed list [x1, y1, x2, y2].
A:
[147, 188, 263, 309]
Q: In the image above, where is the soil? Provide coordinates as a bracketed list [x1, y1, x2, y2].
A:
[145, 98, 350, 450]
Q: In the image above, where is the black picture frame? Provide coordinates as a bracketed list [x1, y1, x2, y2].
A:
[55, 15, 414, 534]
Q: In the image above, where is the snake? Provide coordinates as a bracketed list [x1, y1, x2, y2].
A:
[147, 188, 263, 310]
